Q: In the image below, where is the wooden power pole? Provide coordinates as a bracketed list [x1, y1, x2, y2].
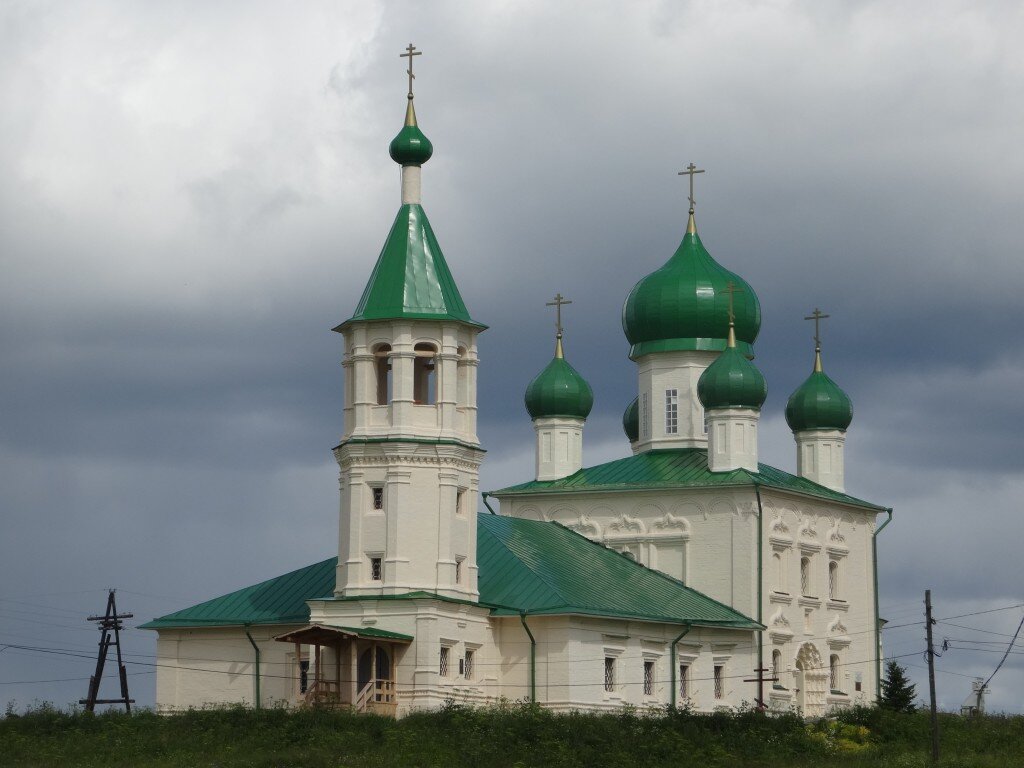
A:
[925, 589, 939, 764]
[80, 589, 135, 713]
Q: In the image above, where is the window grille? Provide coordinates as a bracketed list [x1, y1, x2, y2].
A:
[714, 665, 724, 699]
[370, 557, 382, 581]
[829, 560, 839, 599]
[830, 655, 840, 691]
[299, 659, 309, 694]
[643, 660, 655, 696]
[665, 389, 678, 434]
[604, 657, 615, 692]
[372, 487, 384, 510]
[640, 393, 649, 439]
[464, 650, 475, 680]
[800, 556, 811, 596]
[439, 646, 450, 677]
[679, 664, 689, 699]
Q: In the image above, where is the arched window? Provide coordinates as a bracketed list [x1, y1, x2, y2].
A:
[772, 649, 782, 681]
[829, 560, 839, 599]
[800, 556, 811, 596]
[374, 344, 392, 405]
[413, 343, 437, 404]
[830, 654, 840, 691]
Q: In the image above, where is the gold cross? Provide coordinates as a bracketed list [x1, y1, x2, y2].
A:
[400, 43, 422, 99]
[720, 281, 743, 325]
[678, 162, 705, 213]
[546, 293, 572, 336]
[804, 307, 830, 350]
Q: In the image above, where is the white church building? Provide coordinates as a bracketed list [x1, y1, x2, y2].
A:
[142, 58, 890, 719]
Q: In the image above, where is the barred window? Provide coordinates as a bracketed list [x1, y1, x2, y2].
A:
[830, 654, 840, 691]
[298, 659, 309, 694]
[679, 664, 689, 699]
[665, 389, 678, 434]
[439, 646, 450, 677]
[643, 660, 655, 696]
[372, 487, 384, 510]
[800, 556, 811, 596]
[714, 665, 724, 699]
[640, 394, 650, 439]
[370, 557, 382, 581]
[464, 649, 475, 680]
[604, 657, 616, 692]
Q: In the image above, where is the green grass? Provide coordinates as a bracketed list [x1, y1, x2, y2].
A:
[1, 702, 1022, 768]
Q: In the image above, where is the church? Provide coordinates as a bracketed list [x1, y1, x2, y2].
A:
[142, 52, 890, 719]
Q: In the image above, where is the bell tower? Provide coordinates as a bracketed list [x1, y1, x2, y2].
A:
[332, 47, 486, 601]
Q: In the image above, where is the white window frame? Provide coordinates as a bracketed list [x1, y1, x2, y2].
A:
[368, 554, 383, 582]
[640, 393, 649, 439]
[665, 388, 678, 435]
[439, 645, 451, 678]
[643, 659, 655, 696]
[604, 656, 616, 693]
[371, 486, 384, 511]
[713, 664, 725, 700]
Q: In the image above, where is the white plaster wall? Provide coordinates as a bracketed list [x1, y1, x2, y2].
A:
[706, 408, 760, 473]
[794, 430, 847, 492]
[635, 351, 717, 451]
[533, 417, 585, 481]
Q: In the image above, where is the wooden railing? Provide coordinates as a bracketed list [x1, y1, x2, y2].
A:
[303, 679, 341, 707]
[355, 679, 396, 716]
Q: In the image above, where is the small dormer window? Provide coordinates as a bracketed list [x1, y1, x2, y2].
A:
[374, 344, 392, 405]
[413, 343, 437, 404]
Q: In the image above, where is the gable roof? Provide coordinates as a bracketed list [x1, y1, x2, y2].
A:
[141, 516, 758, 631]
[476, 514, 759, 628]
[490, 448, 885, 511]
[336, 204, 484, 330]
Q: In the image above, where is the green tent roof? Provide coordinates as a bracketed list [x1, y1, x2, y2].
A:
[142, 515, 759, 630]
[338, 204, 484, 329]
[491, 448, 885, 511]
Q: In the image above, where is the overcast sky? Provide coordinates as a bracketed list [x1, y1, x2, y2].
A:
[2, 0, 1023, 715]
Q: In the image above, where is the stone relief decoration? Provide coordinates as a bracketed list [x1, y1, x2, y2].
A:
[798, 517, 818, 540]
[605, 512, 645, 537]
[768, 609, 794, 641]
[827, 616, 852, 648]
[771, 516, 790, 536]
[566, 515, 601, 540]
[709, 497, 739, 518]
[771, 610, 791, 629]
[651, 512, 690, 537]
[633, 502, 666, 520]
[518, 506, 545, 522]
[827, 617, 848, 635]
[671, 501, 707, 521]
[828, 521, 846, 544]
[546, 506, 581, 526]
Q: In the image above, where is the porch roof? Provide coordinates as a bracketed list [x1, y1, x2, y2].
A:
[274, 623, 413, 645]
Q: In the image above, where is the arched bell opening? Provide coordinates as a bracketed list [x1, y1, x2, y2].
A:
[413, 342, 437, 404]
[374, 344, 393, 405]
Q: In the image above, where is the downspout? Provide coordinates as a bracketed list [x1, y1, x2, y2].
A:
[519, 612, 536, 703]
[244, 626, 261, 710]
[481, 492, 497, 515]
[669, 625, 692, 708]
[873, 508, 894, 702]
[754, 482, 765, 708]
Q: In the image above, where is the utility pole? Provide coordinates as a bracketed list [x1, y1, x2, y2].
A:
[924, 589, 939, 764]
[743, 666, 779, 711]
[80, 589, 135, 713]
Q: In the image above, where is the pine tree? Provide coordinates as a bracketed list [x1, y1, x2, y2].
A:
[879, 659, 917, 713]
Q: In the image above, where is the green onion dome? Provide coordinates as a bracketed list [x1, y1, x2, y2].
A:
[623, 396, 639, 442]
[622, 214, 761, 359]
[525, 338, 594, 420]
[697, 328, 767, 410]
[784, 351, 853, 431]
[389, 101, 433, 166]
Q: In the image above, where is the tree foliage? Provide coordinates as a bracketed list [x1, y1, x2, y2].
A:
[879, 658, 917, 713]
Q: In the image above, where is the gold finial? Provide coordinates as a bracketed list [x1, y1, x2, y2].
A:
[804, 308, 830, 372]
[546, 293, 573, 358]
[678, 163, 705, 230]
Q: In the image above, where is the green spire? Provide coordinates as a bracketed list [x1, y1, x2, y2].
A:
[525, 334, 594, 420]
[622, 211, 761, 359]
[785, 348, 853, 431]
[623, 396, 639, 442]
[697, 324, 767, 410]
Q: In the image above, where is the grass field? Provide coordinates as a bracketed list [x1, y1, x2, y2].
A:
[1, 702, 1022, 767]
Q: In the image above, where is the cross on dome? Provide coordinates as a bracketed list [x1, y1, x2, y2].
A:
[804, 307, 831, 372]
[400, 43, 422, 100]
[678, 163, 705, 214]
[546, 293, 572, 357]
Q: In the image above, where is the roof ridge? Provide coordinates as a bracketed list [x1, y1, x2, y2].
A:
[479, 516, 575, 613]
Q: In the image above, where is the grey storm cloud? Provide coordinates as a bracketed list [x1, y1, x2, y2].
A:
[1, 0, 1022, 714]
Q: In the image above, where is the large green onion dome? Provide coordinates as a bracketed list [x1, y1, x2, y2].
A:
[389, 101, 433, 166]
[697, 327, 767, 410]
[622, 213, 761, 359]
[525, 337, 594, 420]
[785, 351, 853, 431]
[623, 396, 639, 442]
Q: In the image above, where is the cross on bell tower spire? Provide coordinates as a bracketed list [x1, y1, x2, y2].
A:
[546, 293, 573, 358]
[804, 307, 830, 372]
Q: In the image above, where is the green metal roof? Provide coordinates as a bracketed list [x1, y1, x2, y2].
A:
[142, 515, 760, 631]
[785, 352, 853, 432]
[490, 448, 885, 511]
[338, 204, 484, 329]
[477, 514, 759, 628]
[697, 337, 767, 410]
[524, 344, 594, 420]
[138, 558, 336, 629]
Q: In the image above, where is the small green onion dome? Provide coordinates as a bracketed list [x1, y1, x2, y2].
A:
[389, 102, 433, 166]
[622, 214, 761, 359]
[524, 338, 594, 420]
[784, 351, 853, 431]
[623, 396, 639, 442]
[697, 328, 768, 410]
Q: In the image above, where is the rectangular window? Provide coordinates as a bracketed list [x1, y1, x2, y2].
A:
[640, 393, 649, 439]
[439, 646, 450, 677]
[643, 660, 655, 696]
[714, 665, 724, 699]
[372, 487, 384, 510]
[370, 557, 382, 581]
[665, 389, 678, 434]
[679, 664, 689, 699]
[464, 649, 475, 680]
[604, 657, 616, 692]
